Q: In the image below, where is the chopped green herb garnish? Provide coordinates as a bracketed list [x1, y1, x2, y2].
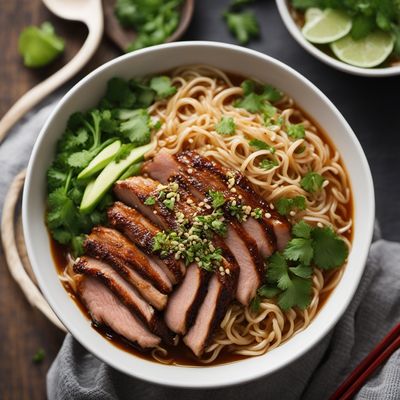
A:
[32, 348, 46, 364]
[216, 116, 236, 136]
[228, 201, 246, 222]
[301, 172, 325, 193]
[287, 124, 305, 139]
[163, 197, 176, 210]
[251, 207, 263, 219]
[208, 190, 226, 209]
[276, 196, 306, 216]
[259, 158, 279, 170]
[249, 139, 276, 153]
[235, 80, 282, 114]
[144, 196, 156, 205]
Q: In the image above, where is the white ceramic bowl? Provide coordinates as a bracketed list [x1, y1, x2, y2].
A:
[276, 0, 400, 77]
[23, 41, 375, 388]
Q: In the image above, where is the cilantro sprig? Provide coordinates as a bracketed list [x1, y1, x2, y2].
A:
[46, 75, 175, 254]
[301, 172, 325, 193]
[276, 196, 306, 216]
[254, 220, 348, 311]
[216, 116, 236, 136]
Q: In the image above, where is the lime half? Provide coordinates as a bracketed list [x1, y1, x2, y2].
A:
[331, 31, 394, 68]
[305, 8, 323, 23]
[302, 9, 352, 44]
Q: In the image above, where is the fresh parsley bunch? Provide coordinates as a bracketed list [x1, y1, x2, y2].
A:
[253, 220, 348, 311]
[46, 75, 176, 255]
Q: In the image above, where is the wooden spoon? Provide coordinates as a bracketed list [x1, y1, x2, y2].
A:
[0, 0, 104, 144]
[102, 0, 194, 51]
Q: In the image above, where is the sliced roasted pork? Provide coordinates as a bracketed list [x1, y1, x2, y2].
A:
[164, 263, 210, 335]
[78, 276, 160, 349]
[180, 150, 291, 250]
[143, 152, 264, 305]
[107, 202, 184, 284]
[85, 226, 172, 295]
[74, 256, 174, 344]
[183, 258, 239, 357]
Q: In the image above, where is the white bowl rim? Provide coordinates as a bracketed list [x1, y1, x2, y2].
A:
[275, 0, 400, 77]
[22, 41, 375, 388]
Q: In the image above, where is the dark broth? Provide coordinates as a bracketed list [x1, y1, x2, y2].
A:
[50, 71, 353, 367]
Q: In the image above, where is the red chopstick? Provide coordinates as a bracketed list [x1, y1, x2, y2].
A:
[329, 322, 400, 400]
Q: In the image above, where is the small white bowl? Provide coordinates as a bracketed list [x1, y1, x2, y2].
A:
[23, 41, 374, 388]
[276, 0, 400, 77]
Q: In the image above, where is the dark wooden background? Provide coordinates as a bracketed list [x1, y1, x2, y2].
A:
[1, 0, 399, 399]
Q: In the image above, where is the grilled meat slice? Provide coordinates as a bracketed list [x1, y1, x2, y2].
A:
[85, 226, 172, 295]
[113, 177, 175, 230]
[107, 202, 184, 284]
[180, 150, 291, 250]
[77, 276, 160, 349]
[74, 256, 175, 344]
[164, 263, 210, 335]
[183, 258, 239, 357]
[143, 152, 264, 305]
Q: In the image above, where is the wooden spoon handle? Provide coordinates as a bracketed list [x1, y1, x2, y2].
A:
[0, 18, 103, 144]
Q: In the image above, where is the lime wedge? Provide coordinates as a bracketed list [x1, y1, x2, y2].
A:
[305, 8, 323, 23]
[331, 31, 394, 68]
[302, 9, 352, 44]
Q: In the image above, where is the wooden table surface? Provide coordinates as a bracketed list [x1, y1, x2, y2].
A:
[0, 1, 119, 398]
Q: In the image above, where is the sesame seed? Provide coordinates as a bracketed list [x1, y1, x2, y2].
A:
[186, 198, 193, 204]
[219, 266, 224, 272]
[238, 195, 243, 199]
[205, 204, 212, 209]
[187, 168, 193, 174]
[317, 222, 324, 228]
[230, 188, 237, 193]
[198, 202, 205, 207]
[225, 268, 230, 274]
[220, 271, 225, 276]
[153, 210, 158, 214]
[265, 212, 271, 218]
[270, 203, 275, 210]
[188, 138, 194, 143]
[289, 211, 296, 216]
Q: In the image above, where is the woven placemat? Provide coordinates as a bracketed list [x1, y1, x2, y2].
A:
[1, 170, 66, 332]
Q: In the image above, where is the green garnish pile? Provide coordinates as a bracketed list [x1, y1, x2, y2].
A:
[115, 0, 183, 52]
[252, 220, 348, 311]
[46, 75, 177, 255]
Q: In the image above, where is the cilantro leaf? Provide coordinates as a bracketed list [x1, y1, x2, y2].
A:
[260, 85, 283, 102]
[268, 252, 289, 284]
[250, 295, 261, 312]
[311, 227, 348, 269]
[258, 285, 281, 298]
[208, 190, 226, 209]
[259, 158, 279, 170]
[284, 238, 314, 265]
[67, 150, 94, 169]
[276, 195, 306, 216]
[235, 93, 264, 113]
[106, 77, 136, 108]
[287, 124, 305, 139]
[289, 264, 313, 278]
[301, 172, 325, 193]
[119, 109, 151, 145]
[216, 116, 236, 136]
[351, 14, 375, 40]
[150, 76, 177, 99]
[292, 220, 312, 239]
[32, 348, 46, 364]
[249, 139, 276, 153]
[224, 11, 260, 44]
[18, 22, 65, 68]
[278, 276, 312, 310]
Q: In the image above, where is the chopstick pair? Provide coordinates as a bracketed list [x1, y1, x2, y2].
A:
[329, 322, 400, 400]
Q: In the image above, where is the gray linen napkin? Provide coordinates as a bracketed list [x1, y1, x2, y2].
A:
[1, 99, 399, 400]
